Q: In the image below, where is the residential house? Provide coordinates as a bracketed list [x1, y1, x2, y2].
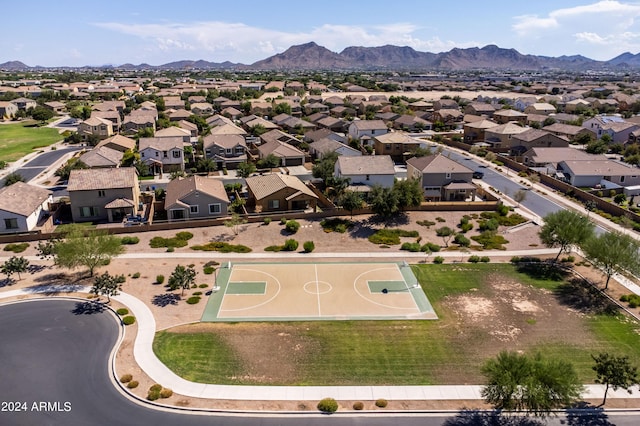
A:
[43, 101, 66, 114]
[122, 112, 155, 134]
[565, 99, 592, 113]
[315, 116, 345, 132]
[91, 110, 121, 130]
[164, 175, 229, 221]
[334, 155, 395, 189]
[510, 128, 569, 156]
[95, 134, 136, 153]
[558, 159, 640, 187]
[522, 147, 606, 172]
[245, 173, 318, 212]
[484, 122, 529, 149]
[348, 120, 388, 145]
[77, 116, 113, 141]
[92, 100, 125, 114]
[309, 138, 361, 160]
[582, 116, 640, 144]
[304, 128, 347, 144]
[209, 122, 247, 136]
[493, 109, 528, 125]
[431, 109, 464, 128]
[433, 99, 459, 110]
[10, 97, 37, 110]
[392, 115, 432, 131]
[190, 102, 214, 116]
[464, 103, 496, 117]
[79, 146, 123, 168]
[155, 126, 191, 143]
[67, 167, 140, 223]
[0, 101, 18, 119]
[167, 109, 192, 122]
[257, 139, 305, 166]
[406, 154, 476, 201]
[203, 134, 248, 169]
[163, 96, 185, 110]
[0, 182, 52, 234]
[542, 123, 595, 143]
[221, 106, 243, 120]
[138, 137, 185, 174]
[463, 119, 499, 144]
[524, 102, 557, 115]
[373, 132, 426, 161]
[178, 120, 199, 137]
[260, 129, 301, 146]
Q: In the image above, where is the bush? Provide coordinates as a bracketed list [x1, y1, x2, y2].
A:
[122, 316, 136, 325]
[3, 243, 29, 253]
[166, 247, 175, 252]
[131, 272, 140, 279]
[150, 232, 193, 249]
[283, 239, 299, 251]
[375, 398, 388, 408]
[468, 255, 481, 263]
[175, 231, 194, 241]
[199, 283, 209, 288]
[160, 388, 173, 398]
[265, 245, 283, 252]
[317, 397, 338, 413]
[435, 217, 446, 222]
[149, 384, 163, 393]
[471, 231, 509, 250]
[147, 390, 160, 401]
[203, 266, 215, 275]
[285, 220, 301, 234]
[368, 229, 419, 245]
[190, 242, 252, 253]
[127, 380, 139, 389]
[280, 217, 287, 225]
[303, 241, 315, 253]
[156, 275, 165, 284]
[320, 218, 352, 233]
[120, 236, 140, 245]
[193, 291, 202, 296]
[116, 308, 129, 316]
[119, 374, 133, 383]
[263, 217, 271, 225]
[400, 242, 421, 252]
[433, 256, 445, 264]
[561, 256, 576, 263]
[421, 242, 440, 252]
[186, 296, 201, 305]
[454, 233, 470, 247]
[416, 220, 436, 228]
[352, 401, 364, 410]
[480, 256, 490, 263]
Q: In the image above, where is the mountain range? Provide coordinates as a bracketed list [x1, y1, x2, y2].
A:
[3, 42, 640, 71]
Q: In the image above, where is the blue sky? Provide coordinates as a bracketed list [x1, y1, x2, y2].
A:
[3, 0, 640, 66]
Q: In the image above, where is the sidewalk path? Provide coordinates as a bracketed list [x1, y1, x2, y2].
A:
[1, 282, 639, 402]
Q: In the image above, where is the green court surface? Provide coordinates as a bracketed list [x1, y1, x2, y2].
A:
[367, 281, 408, 293]
[226, 282, 266, 294]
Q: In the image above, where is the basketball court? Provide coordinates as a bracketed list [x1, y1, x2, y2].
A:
[201, 262, 437, 322]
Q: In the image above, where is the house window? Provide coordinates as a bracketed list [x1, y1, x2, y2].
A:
[445, 172, 451, 179]
[190, 205, 199, 214]
[235, 147, 244, 154]
[155, 151, 159, 157]
[366, 174, 370, 181]
[621, 176, 625, 183]
[268, 199, 280, 209]
[371, 130, 376, 135]
[4, 218, 18, 230]
[172, 150, 181, 158]
[163, 151, 168, 158]
[79, 206, 98, 217]
[226, 148, 232, 155]
[385, 144, 391, 150]
[141, 152, 145, 158]
[209, 203, 221, 214]
[98, 190, 106, 197]
[205, 149, 211, 156]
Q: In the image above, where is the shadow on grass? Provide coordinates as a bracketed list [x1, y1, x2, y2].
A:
[554, 278, 618, 315]
[71, 301, 105, 315]
[443, 410, 544, 426]
[515, 262, 571, 281]
[152, 293, 181, 307]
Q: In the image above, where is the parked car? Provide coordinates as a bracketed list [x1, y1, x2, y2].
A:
[473, 171, 484, 179]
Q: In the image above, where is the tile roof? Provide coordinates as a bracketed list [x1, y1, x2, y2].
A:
[79, 146, 123, 167]
[0, 182, 51, 217]
[336, 155, 395, 175]
[351, 119, 387, 131]
[407, 154, 473, 174]
[561, 159, 639, 176]
[138, 137, 184, 151]
[67, 167, 137, 191]
[245, 173, 317, 201]
[258, 140, 304, 158]
[203, 134, 247, 150]
[165, 175, 229, 207]
[96, 134, 136, 151]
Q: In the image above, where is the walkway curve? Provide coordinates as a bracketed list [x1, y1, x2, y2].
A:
[1, 285, 638, 403]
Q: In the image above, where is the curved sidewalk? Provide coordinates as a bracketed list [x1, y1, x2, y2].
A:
[1, 285, 638, 402]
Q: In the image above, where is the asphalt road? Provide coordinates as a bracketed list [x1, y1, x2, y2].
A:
[0, 145, 82, 187]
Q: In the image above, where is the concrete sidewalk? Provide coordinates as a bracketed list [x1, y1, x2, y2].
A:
[1, 286, 639, 403]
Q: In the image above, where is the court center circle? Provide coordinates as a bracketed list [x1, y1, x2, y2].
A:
[303, 280, 332, 295]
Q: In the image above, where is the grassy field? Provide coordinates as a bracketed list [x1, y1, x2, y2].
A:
[0, 121, 62, 162]
[152, 263, 640, 386]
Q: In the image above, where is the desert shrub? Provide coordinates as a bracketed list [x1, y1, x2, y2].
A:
[496, 204, 510, 216]
[186, 296, 201, 305]
[352, 401, 364, 410]
[459, 222, 473, 233]
[175, 231, 193, 241]
[285, 220, 301, 234]
[160, 388, 173, 398]
[303, 241, 315, 253]
[375, 398, 388, 408]
[433, 256, 445, 264]
[263, 217, 271, 225]
[150, 232, 192, 249]
[620, 295, 629, 302]
[471, 231, 509, 250]
[280, 217, 287, 225]
[368, 229, 419, 245]
[131, 272, 140, 279]
[421, 242, 440, 252]
[190, 242, 252, 253]
[317, 397, 338, 413]
[283, 239, 299, 251]
[561, 256, 576, 263]
[468, 255, 481, 263]
[265, 245, 282, 252]
[156, 275, 165, 284]
[400, 242, 421, 252]
[621, 294, 640, 308]
[149, 384, 162, 392]
[203, 266, 215, 275]
[147, 390, 160, 401]
[122, 316, 136, 325]
[416, 220, 436, 228]
[120, 236, 139, 245]
[119, 374, 133, 383]
[320, 218, 352, 233]
[453, 233, 470, 247]
[480, 256, 490, 263]
[3, 243, 29, 253]
[478, 218, 499, 232]
[166, 247, 174, 252]
[116, 308, 129, 316]
[435, 217, 446, 222]
[127, 381, 139, 389]
[199, 283, 208, 288]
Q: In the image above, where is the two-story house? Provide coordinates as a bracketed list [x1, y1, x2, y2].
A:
[245, 173, 318, 212]
[77, 116, 114, 141]
[0, 182, 52, 234]
[203, 134, 248, 169]
[138, 137, 185, 175]
[334, 155, 395, 189]
[406, 154, 476, 201]
[164, 175, 229, 221]
[348, 120, 388, 146]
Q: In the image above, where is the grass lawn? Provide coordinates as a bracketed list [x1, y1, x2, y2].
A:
[0, 120, 62, 162]
[152, 263, 640, 386]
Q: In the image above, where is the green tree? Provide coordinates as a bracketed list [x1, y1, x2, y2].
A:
[257, 154, 280, 169]
[482, 351, 582, 417]
[53, 225, 124, 277]
[274, 102, 292, 115]
[513, 189, 528, 206]
[4, 172, 25, 186]
[236, 162, 257, 179]
[30, 106, 55, 123]
[337, 190, 363, 218]
[539, 210, 594, 261]
[436, 226, 454, 247]
[197, 157, 217, 175]
[312, 152, 339, 185]
[1, 256, 29, 280]
[369, 185, 399, 219]
[224, 213, 247, 236]
[55, 158, 88, 181]
[581, 230, 640, 289]
[592, 353, 639, 406]
[586, 139, 609, 154]
[167, 264, 196, 296]
[394, 179, 423, 210]
[90, 272, 125, 303]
